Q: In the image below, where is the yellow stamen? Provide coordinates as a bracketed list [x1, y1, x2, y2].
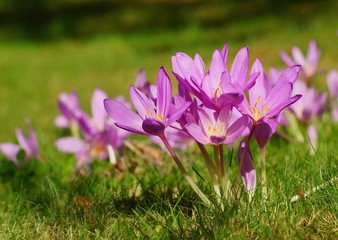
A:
[249, 96, 271, 121]
[213, 83, 222, 106]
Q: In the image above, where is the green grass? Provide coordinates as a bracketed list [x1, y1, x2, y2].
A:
[1, 2, 338, 239]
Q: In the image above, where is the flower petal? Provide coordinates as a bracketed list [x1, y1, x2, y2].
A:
[0, 143, 20, 166]
[130, 86, 155, 119]
[292, 47, 306, 66]
[280, 51, 295, 67]
[55, 137, 86, 153]
[156, 67, 172, 119]
[104, 98, 145, 135]
[142, 118, 165, 136]
[55, 115, 69, 128]
[238, 141, 256, 199]
[91, 88, 108, 128]
[253, 121, 276, 148]
[225, 115, 249, 144]
[327, 70, 338, 98]
[249, 58, 268, 105]
[307, 40, 320, 69]
[230, 46, 249, 89]
[185, 122, 209, 145]
[209, 49, 226, 82]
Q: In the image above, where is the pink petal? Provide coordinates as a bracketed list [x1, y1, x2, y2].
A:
[307, 40, 320, 68]
[156, 67, 172, 119]
[91, 88, 108, 128]
[0, 143, 20, 166]
[292, 47, 306, 66]
[130, 86, 155, 119]
[185, 122, 209, 145]
[225, 116, 249, 144]
[209, 49, 226, 82]
[238, 141, 256, 197]
[104, 98, 145, 135]
[55, 115, 69, 128]
[280, 51, 295, 67]
[249, 58, 268, 105]
[327, 70, 338, 98]
[55, 137, 86, 153]
[230, 46, 249, 89]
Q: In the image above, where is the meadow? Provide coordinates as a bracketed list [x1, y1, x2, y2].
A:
[0, 1, 337, 239]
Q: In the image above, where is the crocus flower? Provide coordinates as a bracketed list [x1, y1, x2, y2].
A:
[0, 120, 39, 166]
[55, 131, 117, 172]
[288, 80, 326, 123]
[55, 89, 130, 173]
[327, 70, 338, 98]
[55, 91, 83, 129]
[172, 44, 259, 110]
[105, 67, 212, 206]
[104, 67, 190, 137]
[280, 40, 320, 81]
[238, 141, 256, 201]
[185, 106, 249, 145]
[239, 61, 302, 147]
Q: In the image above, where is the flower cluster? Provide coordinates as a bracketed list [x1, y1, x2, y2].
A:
[54, 89, 130, 176]
[104, 44, 302, 204]
[279, 40, 338, 152]
[3, 40, 337, 207]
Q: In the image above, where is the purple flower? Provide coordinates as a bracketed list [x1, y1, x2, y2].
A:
[327, 70, 338, 98]
[0, 120, 39, 166]
[55, 89, 130, 172]
[172, 51, 206, 98]
[55, 91, 83, 129]
[238, 61, 302, 147]
[288, 80, 326, 123]
[55, 133, 115, 171]
[172, 44, 259, 109]
[185, 106, 249, 145]
[280, 40, 320, 81]
[134, 69, 152, 97]
[238, 141, 256, 200]
[104, 67, 190, 137]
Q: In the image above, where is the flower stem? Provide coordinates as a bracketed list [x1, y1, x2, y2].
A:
[197, 142, 217, 186]
[219, 144, 225, 183]
[70, 121, 80, 138]
[213, 145, 221, 178]
[161, 136, 211, 207]
[260, 145, 267, 200]
[237, 125, 255, 182]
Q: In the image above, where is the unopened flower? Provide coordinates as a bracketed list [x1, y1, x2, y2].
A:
[238, 141, 256, 201]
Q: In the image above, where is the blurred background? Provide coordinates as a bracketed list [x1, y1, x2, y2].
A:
[0, 0, 337, 141]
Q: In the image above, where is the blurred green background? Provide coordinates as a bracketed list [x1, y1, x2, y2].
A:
[0, 0, 337, 142]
